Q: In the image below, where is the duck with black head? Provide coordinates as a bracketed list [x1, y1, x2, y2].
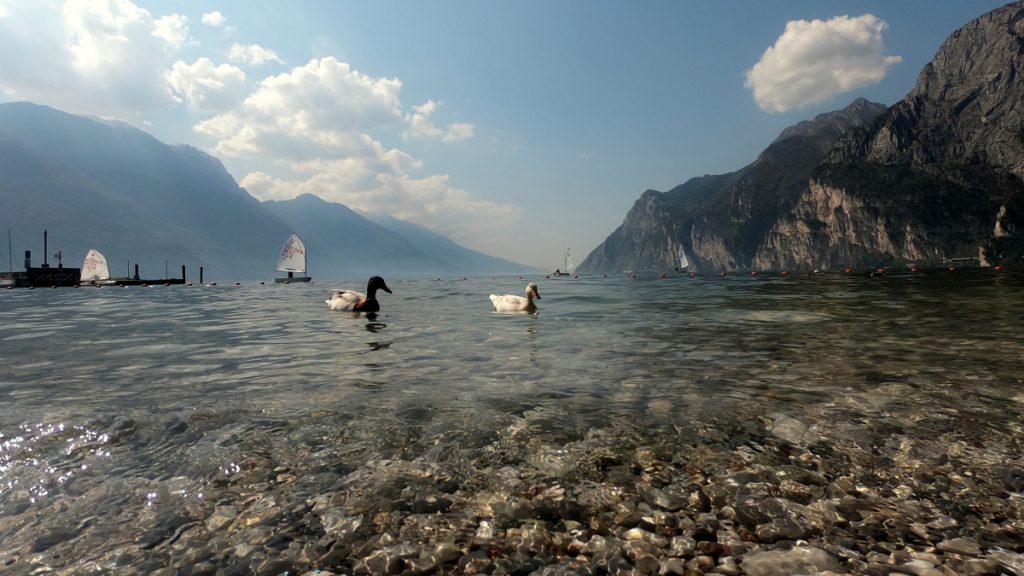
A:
[326, 276, 392, 312]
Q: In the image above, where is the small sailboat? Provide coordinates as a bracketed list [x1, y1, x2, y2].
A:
[676, 251, 689, 273]
[553, 246, 575, 277]
[80, 249, 114, 285]
[275, 234, 311, 283]
[78, 249, 186, 286]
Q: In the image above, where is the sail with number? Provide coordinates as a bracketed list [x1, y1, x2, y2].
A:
[276, 234, 307, 273]
[80, 249, 110, 282]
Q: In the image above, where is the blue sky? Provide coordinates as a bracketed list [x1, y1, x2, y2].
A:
[0, 1, 1008, 269]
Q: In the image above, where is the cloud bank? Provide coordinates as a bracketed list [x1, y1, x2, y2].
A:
[195, 57, 512, 239]
[745, 14, 902, 113]
[167, 58, 247, 112]
[0, 0, 182, 116]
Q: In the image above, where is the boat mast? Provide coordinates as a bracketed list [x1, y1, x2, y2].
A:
[7, 230, 12, 274]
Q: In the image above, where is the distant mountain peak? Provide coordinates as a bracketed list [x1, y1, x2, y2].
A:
[773, 98, 887, 144]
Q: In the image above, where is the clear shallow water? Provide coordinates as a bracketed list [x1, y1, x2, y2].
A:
[2, 272, 1024, 573]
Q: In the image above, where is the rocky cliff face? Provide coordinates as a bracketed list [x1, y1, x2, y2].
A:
[581, 2, 1024, 274]
[578, 98, 887, 274]
[834, 4, 1024, 175]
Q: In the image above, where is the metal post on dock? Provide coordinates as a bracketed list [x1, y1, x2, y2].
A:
[181, 265, 186, 281]
[200, 266, 204, 284]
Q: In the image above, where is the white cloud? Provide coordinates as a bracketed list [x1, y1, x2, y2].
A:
[167, 58, 247, 112]
[404, 100, 475, 142]
[745, 14, 902, 113]
[227, 42, 284, 66]
[201, 11, 226, 27]
[152, 13, 189, 48]
[195, 57, 405, 159]
[199, 56, 506, 242]
[442, 122, 474, 142]
[0, 0, 182, 116]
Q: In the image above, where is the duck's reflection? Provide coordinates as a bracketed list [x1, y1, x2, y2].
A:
[526, 323, 538, 362]
[365, 319, 390, 351]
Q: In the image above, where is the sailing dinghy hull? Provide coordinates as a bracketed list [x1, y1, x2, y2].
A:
[275, 235, 310, 283]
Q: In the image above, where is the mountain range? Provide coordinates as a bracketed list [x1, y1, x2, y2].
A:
[0, 102, 534, 281]
[5, 3, 1022, 280]
[579, 2, 1024, 274]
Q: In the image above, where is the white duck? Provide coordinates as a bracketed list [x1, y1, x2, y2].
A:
[489, 282, 541, 313]
[326, 276, 392, 312]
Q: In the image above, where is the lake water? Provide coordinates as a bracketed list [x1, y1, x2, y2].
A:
[2, 271, 1023, 574]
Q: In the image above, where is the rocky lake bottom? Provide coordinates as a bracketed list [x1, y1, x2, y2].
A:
[1, 272, 1023, 575]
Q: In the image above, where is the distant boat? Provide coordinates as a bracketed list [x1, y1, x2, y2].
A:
[676, 252, 689, 273]
[79, 249, 115, 285]
[80, 248, 185, 286]
[553, 245, 575, 277]
[275, 234, 311, 283]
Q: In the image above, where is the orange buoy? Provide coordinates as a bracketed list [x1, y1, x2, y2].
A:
[994, 265, 1003, 272]
[750, 271, 758, 276]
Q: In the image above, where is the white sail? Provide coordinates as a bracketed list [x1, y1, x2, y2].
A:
[565, 246, 576, 272]
[80, 249, 110, 282]
[276, 234, 307, 273]
[680, 252, 689, 269]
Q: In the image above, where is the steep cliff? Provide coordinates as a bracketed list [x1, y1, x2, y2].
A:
[581, 2, 1024, 274]
[786, 1, 1024, 268]
[578, 98, 886, 273]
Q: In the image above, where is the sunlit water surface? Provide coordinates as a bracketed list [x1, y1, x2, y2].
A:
[1, 272, 1023, 571]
